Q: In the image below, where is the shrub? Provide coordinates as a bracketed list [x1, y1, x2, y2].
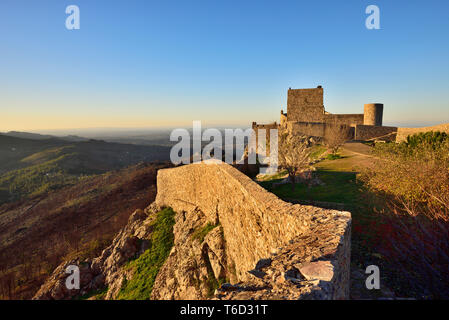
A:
[406, 131, 448, 149]
[360, 139, 449, 298]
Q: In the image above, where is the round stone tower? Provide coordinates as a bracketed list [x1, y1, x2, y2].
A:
[364, 103, 384, 126]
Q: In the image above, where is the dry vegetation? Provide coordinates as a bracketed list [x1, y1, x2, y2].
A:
[278, 133, 314, 191]
[0, 162, 171, 299]
[360, 132, 449, 298]
[323, 122, 353, 155]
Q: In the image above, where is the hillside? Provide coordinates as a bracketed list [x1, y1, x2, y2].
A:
[0, 162, 172, 299]
[0, 135, 171, 204]
[0, 135, 67, 174]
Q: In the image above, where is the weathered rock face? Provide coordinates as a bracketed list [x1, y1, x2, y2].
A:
[150, 208, 228, 300]
[33, 203, 231, 300]
[34, 162, 351, 300]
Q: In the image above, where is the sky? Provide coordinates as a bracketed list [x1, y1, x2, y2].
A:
[1, 0, 449, 132]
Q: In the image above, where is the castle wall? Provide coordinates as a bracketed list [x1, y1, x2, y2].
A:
[354, 125, 398, 141]
[280, 112, 287, 127]
[287, 88, 325, 123]
[289, 122, 326, 137]
[288, 122, 355, 140]
[156, 162, 351, 299]
[324, 114, 364, 126]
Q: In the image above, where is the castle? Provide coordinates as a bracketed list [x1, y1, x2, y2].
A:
[253, 86, 398, 142]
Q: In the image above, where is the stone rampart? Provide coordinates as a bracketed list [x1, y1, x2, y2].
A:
[155, 161, 351, 299]
[324, 114, 364, 126]
[355, 125, 398, 142]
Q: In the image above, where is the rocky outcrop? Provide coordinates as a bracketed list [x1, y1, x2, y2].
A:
[33, 202, 230, 300]
[150, 208, 227, 299]
[33, 206, 157, 300]
[34, 161, 351, 300]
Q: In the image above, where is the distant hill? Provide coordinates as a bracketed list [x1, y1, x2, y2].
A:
[0, 134, 171, 204]
[3, 131, 89, 142]
[4, 131, 55, 140]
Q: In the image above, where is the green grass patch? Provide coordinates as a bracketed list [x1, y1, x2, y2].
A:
[192, 222, 219, 243]
[325, 153, 343, 160]
[77, 287, 109, 300]
[265, 170, 360, 205]
[117, 207, 176, 300]
[310, 145, 327, 160]
[256, 170, 287, 182]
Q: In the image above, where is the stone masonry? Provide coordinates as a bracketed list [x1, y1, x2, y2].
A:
[156, 161, 352, 299]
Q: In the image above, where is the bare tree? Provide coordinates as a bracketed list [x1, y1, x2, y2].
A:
[278, 133, 314, 191]
[323, 122, 353, 155]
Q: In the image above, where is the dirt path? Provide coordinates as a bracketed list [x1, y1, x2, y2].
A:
[342, 141, 374, 157]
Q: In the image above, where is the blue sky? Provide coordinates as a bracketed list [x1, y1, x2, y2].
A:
[1, 0, 449, 131]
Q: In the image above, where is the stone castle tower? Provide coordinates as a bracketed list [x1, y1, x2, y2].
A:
[364, 103, 384, 126]
[253, 86, 398, 142]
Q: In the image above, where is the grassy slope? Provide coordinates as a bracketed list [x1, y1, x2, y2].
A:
[118, 207, 176, 300]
